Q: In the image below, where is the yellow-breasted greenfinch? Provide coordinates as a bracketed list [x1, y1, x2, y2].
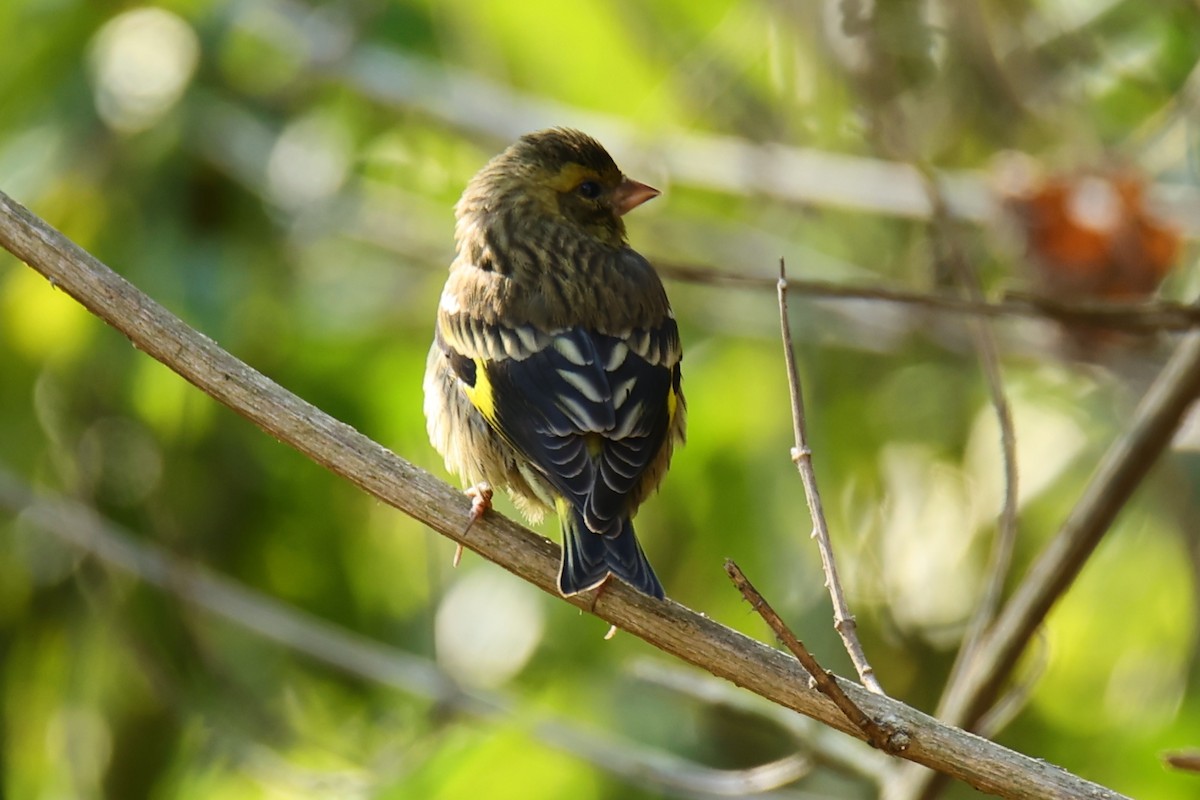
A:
[423, 128, 685, 599]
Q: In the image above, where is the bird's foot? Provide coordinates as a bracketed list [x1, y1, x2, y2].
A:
[464, 482, 493, 530]
[453, 482, 493, 567]
[587, 580, 619, 639]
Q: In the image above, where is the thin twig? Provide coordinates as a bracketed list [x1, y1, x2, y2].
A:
[915, 166, 1022, 726]
[939, 328, 1200, 729]
[725, 560, 901, 753]
[1162, 750, 1200, 774]
[190, 91, 1195, 339]
[657, 261, 1200, 332]
[777, 258, 884, 695]
[889, 163, 1019, 800]
[0, 187, 1136, 799]
[894, 327, 1200, 800]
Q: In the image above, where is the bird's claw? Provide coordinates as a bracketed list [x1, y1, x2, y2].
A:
[453, 482, 493, 567]
[464, 482, 493, 531]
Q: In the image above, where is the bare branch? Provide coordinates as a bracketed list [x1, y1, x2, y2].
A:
[726, 560, 897, 751]
[0, 188, 1133, 799]
[777, 259, 883, 694]
[915, 165, 1022, 728]
[656, 261, 1200, 332]
[936, 325, 1200, 731]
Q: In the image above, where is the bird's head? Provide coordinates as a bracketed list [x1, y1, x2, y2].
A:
[457, 128, 659, 250]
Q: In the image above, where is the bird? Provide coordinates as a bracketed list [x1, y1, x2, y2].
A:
[423, 127, 685, 600]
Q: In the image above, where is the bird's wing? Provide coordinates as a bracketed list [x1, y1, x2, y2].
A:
[436, 312, 681, 534]
[577, 325, 681, 534]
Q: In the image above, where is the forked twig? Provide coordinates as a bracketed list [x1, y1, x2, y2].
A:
[725, 560, 905, 753]
[777, 258, 884, 694]
[896, 328, 1200, 800]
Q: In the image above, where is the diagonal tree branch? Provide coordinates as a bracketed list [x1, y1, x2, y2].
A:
[936, 325, 1200, 731]
[892, 322, 1200, 800]
[0, 187, 1130, 800]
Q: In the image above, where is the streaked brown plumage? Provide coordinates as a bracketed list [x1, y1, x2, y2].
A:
[423, 128, 685, 598]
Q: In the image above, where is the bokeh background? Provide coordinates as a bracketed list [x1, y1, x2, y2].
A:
[3, 1, 1200, 798]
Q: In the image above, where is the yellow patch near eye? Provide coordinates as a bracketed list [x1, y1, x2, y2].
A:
[463, 358, 497, 423]
[549, 163, 600, 193]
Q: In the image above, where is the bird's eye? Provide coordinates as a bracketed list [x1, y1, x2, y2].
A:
[576, 180, 602, 199]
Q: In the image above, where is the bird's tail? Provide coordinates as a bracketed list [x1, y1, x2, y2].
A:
[558, 505, 664, 600]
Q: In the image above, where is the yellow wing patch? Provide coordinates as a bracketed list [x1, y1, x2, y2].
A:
[462, 357, 497, 423]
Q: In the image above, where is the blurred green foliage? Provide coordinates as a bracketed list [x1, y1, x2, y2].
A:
[2, 0, 1199, 798]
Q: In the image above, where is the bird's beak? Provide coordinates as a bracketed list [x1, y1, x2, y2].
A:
[612, 178, 660, 217]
